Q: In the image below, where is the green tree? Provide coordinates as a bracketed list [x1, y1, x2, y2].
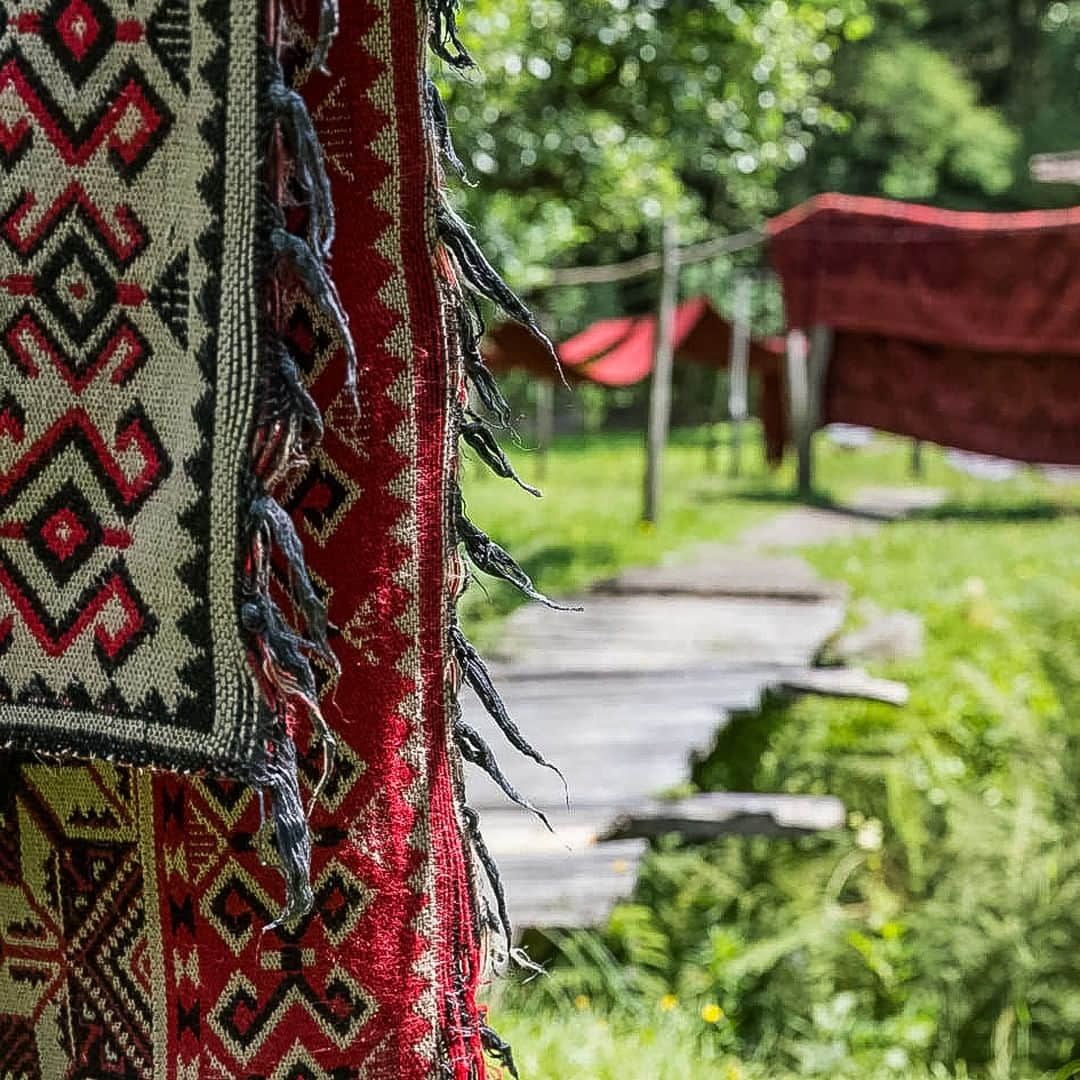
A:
[437, 0, 875, 289]
[782, 40, 1018, 206]
[787, 0, 1080, 208]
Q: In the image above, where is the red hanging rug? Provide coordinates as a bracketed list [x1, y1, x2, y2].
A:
[1, 0, 546, 1075]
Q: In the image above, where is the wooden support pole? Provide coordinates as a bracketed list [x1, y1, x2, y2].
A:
[785, 329, 810, 497]
[728, 275, 752, 479]
[910, 439, 924, 478]
[643, 217, 679, 523]
[704, 370, 724, 473]
[534, 379, 554, 480]
[786, 325, 832, 499]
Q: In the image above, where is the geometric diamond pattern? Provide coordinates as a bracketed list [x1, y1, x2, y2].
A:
[0, 0, 232, 745]
[40, 0, 117, 87]
[26, 479, 103, 585]
[38, 232, 116, 347]
[4, 1, 491, 1077]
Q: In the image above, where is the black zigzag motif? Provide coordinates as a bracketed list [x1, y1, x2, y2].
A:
[147, 0, 192, 93]
[1, 554, 157, 674]
[149, 250, 188, 347]
[0, 49, 175, 182]
[2, 306, 152, 392]
[0, 183, 149, 268]
[213, 970, 371, 1051]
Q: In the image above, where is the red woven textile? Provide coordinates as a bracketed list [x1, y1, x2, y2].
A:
[560, 314, 638, 366]
[826, 332, 1080, 466]
[484, 298, 787, 462]
[768, 194, 1080, 354]
[0, 2, 486, 1076]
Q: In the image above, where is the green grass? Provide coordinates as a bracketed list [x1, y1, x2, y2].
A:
[488, 1008, 1002, 1079]
[466, 425, 1080, 1077]
[488, 1007, 741, 1080]
[460, 423, 1077, 641]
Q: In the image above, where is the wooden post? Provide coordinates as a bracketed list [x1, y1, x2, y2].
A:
[728, 275, 751, 479]
[807, 325, 832, 429]
[785, 330, 810, 497]
[704, 370, 724, 473]
[534, 379, 554, 480]
[643, 216, 679, 523]
[910, 439, 924, 478]
[787, 326, 832, 499]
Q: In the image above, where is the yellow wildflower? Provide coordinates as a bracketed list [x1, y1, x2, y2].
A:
[573, 994, 590, 1011]
[701, 1002, 724, 1024]
[659, 994, 678, 1012]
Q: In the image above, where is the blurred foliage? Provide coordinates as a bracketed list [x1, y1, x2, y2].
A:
[439, 0, 874, 290]
[784, 0, 1080, 208]
[437, 0, 1080, 307]
[782, 39, 1019, 203]
[460, 425, 1079, 639]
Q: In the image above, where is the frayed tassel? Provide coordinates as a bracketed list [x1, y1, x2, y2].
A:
[242, 594, 320, 710]
[458, 302, 511, 425]
[451, 626, 564, 794]
[251, 732, 315, 928]
[271, 226, 358, 407]
[251, 493, 335, 667]
[456, 512, 555, 606]
[430, 0, 473, 69]
[461, 414, 540, 496]
[464, 355, 510, 426]
[269, 66, 335, 258]
[242, 591, 337, 809]
[462, 805, 513, 951]
[453, 491, 578, 610]
[454, 717, 552, 833]
[437, 203, 553, 353]
[310, 0, 340, 74]
[480, 1025, 520, 1080]
[426, 77, 469, 182]
[268, 340, 324, 447]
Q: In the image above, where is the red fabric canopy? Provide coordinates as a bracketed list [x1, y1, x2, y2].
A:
[825, 333, 1080, 465]
[486, 298, 782, 385]
[768, 193, 1080, 354]
[482, 298, 788, 463]
[484, 320, 581, 382]
[560, 314, 637, 365]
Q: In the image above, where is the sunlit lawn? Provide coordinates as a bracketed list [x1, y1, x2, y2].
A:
[460, 422, 1078, 642]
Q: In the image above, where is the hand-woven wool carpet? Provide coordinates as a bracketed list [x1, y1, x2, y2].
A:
[768, 193, 1080, 465]
[0, 0, 540, 1076]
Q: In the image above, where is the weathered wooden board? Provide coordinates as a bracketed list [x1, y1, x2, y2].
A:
[737, 507, 880, 549]
[485, 595, 846, 673]
[599, 793, 846, 842]
[595, 551, 846, 602]
[463, 667, 796, 813]
[846, 486, 947, 519]
[463, 508, 920, 929]
[736, 486, 947, 549]
[493, 841, 647, 929]
[777, 666, 910, 706]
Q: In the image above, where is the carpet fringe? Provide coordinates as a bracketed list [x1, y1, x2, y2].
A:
[239, 4, 353, 928]
[425, 4, 566, 1074]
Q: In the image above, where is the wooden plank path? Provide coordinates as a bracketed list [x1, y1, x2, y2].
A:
[467, 489, 941, 930]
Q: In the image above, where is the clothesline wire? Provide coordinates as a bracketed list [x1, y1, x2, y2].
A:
[541, 227, 765, 287]
[537, 217, 1079, 289]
